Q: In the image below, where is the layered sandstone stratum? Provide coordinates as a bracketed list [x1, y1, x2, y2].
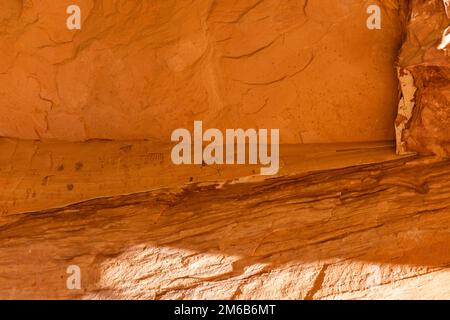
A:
[396, 0, 450, 156]
[0, 0, 450, 300]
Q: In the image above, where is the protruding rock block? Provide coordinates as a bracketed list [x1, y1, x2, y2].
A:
[396, 0, 450, 156]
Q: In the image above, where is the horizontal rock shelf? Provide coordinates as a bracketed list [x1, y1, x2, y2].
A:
[396, 0, 450, 156]
[1, 139, 450, 299]
[1, 0, 450, 300]
[0, 0, 403, 143]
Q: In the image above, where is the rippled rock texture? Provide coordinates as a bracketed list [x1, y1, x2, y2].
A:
[3, 138, 450, 300]
[0, 0, 404, 143]
[396, 0, 450, 155]
[2, 0, 450, 301]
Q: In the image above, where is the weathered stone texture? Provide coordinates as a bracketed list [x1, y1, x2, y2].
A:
[2, 139, 450, 300]
[2, 1, 450, 301]
[396, 0, 450, 155]
[0, 0, 403, 143]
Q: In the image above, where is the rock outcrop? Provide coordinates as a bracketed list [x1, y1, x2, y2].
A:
[2, 138, 450, 300]
[0, 0, 403, 143]
[396, 0, 450, 155]
[2, 0, 450, 301]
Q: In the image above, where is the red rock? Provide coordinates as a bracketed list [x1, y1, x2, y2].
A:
[2, 0, 450, 301]
[396, 0, 450, 156]
[0, 0, 403, 143]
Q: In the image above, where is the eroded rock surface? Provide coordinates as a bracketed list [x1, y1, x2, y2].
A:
[396, 0, 450, 155]
[0, 0, 403, 143]
[3, 1, 450, 301]
[1, 139, 450, 299]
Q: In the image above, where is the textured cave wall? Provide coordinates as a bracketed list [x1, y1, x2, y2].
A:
[3, 140, 450, 300]
[0, 0, 404, 143]
[396, 0, 450, 155]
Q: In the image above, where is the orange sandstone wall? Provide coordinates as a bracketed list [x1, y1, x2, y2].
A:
[0, 0, 404, 143]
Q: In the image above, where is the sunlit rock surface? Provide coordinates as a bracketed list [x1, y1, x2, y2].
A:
[2, 1, 450, 300]
[3, 139, 450, 300]
[0, 139, 450, 299]
[0, 0, 403, 143]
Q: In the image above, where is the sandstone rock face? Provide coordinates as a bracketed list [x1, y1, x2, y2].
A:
[396, 0, 450, 155]
[0, 0, 403, 143]
[3, 1, 450, 301]
[3, 138, 450, 300]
